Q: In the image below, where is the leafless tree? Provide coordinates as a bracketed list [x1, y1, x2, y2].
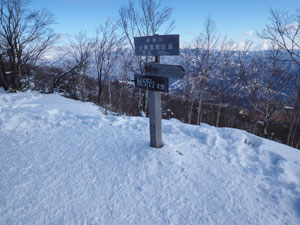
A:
[285, 100, 300, 148]
[234, 40, 253, 107]
[214, 40, 235, 127]
[94, 18, 124, 107]
[245, 43, 294, 137]
[192, 17, 221, 125]
[0, 54, 9, 90]
[0, 0, 56, 91]
[281, 69, 300, 148]
[259, 8, 300, 145]
[52, 31, 93, 99]
[119, 0, 175, 48]
[117, 49, 135, 113]
[65, 31, 93, 100]
[119, 0, 175, 115]
[181, 47, 197, 124]
[259, 8, 300, 66]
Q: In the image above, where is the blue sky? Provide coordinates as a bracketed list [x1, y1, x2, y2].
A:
[30, 0, 299, 48]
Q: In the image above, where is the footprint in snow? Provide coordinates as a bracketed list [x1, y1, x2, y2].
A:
[244, 136, 263, 149]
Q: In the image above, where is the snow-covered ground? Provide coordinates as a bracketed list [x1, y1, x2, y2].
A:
[0, 89, 299, 225]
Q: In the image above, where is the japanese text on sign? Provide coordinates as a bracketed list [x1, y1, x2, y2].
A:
[134, 35, 179, 56]
[134, 74, 169, 93]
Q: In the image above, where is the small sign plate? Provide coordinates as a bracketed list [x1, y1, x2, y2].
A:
[144, 63, 185, 80]
[134, 35, 179, 56]
[134, 74, 169, 93]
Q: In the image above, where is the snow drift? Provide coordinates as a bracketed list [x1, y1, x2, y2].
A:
[0, 90, 299, 224]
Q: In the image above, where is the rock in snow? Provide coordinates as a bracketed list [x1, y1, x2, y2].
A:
[0, 90, 299, 225]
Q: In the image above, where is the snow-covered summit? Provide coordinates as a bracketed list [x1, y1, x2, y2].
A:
[0, 90, 299, 224]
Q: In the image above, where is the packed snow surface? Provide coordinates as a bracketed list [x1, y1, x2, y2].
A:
[0, 90, 300, 225]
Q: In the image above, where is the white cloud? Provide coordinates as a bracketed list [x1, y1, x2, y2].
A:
[233, 42, 247, 51]
[243, 30, 254, 36]
[232, 41, 271, 51]
[252, 40, 271, 51]
[286, 22, 300, 30]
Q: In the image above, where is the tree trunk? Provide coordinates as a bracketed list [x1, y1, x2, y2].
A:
[291, 121, 299, 147]
[97, 79, 103, 105]
[196, 91, 204, 125]
[187, 97, 194, 124]
[119, 82, 124, 113]
[108, 77, 111, 108]
[295, 138, 300, 149]
[216, 104, 221, 127]
[0, 56, 10, 91]
[286, 114, 297, 145]
[11, 48, 19, 90]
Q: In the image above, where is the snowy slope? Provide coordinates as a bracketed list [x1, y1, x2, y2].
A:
[0, 90, 299, 225]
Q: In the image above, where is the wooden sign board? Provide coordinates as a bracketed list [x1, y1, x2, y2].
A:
[134, 74, 169, 93]
[134, 35, 180, 56]
[144, 62, 185, 80]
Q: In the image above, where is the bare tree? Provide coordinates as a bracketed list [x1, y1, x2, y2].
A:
[192, 17, 221, 125]
[285, 96, 300, 148]
[119, 0, 175, 115]
[245, 44, 294, 137]
[117, 49, 135, 113]
[234, 41, 253, 102]
[94, 18, 124, 107]
[214, 40, 235, 127]
[259, 8, 300, 145]
[65, 31, 93, 100]
[119, 0, 175, 48]
[0, 54, 10, 90]
[181, 47, 197, 124]
[259, 8, 300, 66]
[52, 31, 93, 99]
[0, 0, 56, 91]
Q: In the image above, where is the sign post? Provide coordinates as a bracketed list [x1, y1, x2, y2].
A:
[134, 35, 179, 56]
[149, 55, 162, 148]
[134, 74, 168, 93]
[133, 34, 182, 148]
[144, 63, 185, 80]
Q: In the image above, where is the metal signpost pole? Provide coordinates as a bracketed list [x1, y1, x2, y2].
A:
[133, 34, 182, 148]
[149, 55, 162, 148]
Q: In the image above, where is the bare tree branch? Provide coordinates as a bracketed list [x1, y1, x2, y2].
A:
[0, 0, 56, 90]
[258, 8, 300, 66]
